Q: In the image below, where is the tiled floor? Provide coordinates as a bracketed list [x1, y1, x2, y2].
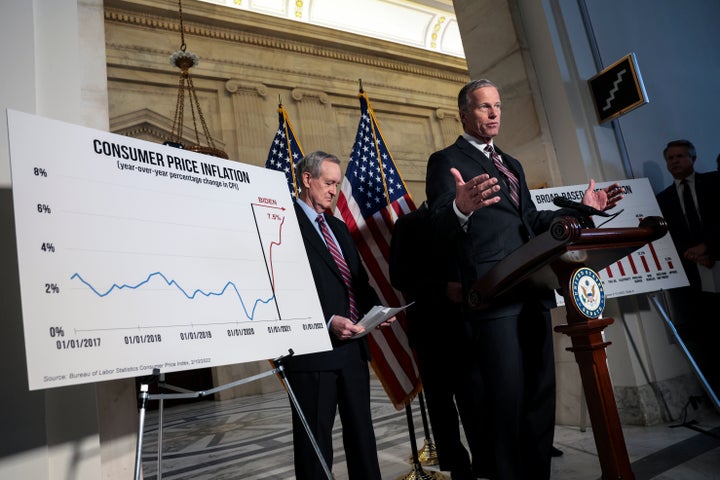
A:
[140, 378, 720, 479]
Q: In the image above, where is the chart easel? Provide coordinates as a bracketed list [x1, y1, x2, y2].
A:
[133, 350, 333, 480]
[648, 291, 720, 412]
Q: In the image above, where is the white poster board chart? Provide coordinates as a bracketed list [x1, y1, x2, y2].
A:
[7, 109, 331, 391]
[530, 178, 689, 305]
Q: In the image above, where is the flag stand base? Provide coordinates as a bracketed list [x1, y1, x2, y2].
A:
[412, 393, 439, 466]
[395, 464, 446, 480]
[397, 401, 448, 480]
[410, 438, 439, 466]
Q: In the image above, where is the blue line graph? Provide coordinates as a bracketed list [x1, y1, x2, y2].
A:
[70, 271, 275, 321]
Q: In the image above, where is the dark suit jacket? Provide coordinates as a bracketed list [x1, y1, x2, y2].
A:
[284, 201, 379, 371]
[389, 202, 447, 295]
[656, 171, 720, 289]
[425, 136, 580, 318]
[389, 202, 463, 346]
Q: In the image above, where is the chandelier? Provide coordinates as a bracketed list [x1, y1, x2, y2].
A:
[166, 0, 228, 159]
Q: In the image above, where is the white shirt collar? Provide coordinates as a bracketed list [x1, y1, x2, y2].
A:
[673, 171, 696, 188]
[462, 132, 494, 155]
[297, 198, 321, 222]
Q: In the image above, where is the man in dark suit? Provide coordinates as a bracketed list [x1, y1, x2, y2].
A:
[656, 139, 720, 291]
[656, 139, 720, 389]
[425, 79, 622, 480]
[389, 201, 488, 480]
[285, 150, 392, 480]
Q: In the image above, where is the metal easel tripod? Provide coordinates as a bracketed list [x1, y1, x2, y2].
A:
[133, 349, 333, 480]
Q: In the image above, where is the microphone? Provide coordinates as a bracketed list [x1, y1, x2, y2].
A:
[552, 196, 611, 217]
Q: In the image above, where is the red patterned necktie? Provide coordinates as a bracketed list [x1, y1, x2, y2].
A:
[316, 214, 360, 323]
[485, 144, 520, 208]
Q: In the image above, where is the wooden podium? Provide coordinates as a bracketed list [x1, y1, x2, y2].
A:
[468, 215, 668, 480]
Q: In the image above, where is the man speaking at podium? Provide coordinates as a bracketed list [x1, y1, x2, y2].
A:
[284, 150, 392, 480]
[425, 79, 622, 479]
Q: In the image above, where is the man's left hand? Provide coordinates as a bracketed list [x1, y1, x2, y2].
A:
[377, 316, 396, 329]
[582, 179, 624, 211]
[685, 243, 710, 265]
[330, 316, 365, 340]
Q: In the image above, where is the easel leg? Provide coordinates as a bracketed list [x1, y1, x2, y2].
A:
[135, 352, 333, 480]
[157, 373, 165, 480]
[134, 384, 149, 480]
[273, 356, 334, 480]
[649, 291, 720, 411]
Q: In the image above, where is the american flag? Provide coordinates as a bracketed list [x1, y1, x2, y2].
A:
[334, 90, 420, 409]
[265, 104, 304, 197]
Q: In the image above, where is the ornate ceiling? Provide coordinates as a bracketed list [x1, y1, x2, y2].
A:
[197, 0, 465, 58]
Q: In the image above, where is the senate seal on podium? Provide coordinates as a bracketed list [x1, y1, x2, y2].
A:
[569, 267, 605, 318]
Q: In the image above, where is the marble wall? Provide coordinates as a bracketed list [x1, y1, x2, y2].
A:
[104, 0, 468, 205]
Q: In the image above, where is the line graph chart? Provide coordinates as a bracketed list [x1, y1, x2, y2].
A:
[69, 271, 276, 321]
[8, 110, 331, 390]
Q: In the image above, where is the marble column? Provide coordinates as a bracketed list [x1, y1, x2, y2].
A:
[291, 88, 342, 156]
[225, 79, 269, 164]
[435, 107, 462, 147]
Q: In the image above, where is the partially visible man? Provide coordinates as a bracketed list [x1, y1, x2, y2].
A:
[425, 78, 622, 480]
[657, 140, 720, 286]
[389, 201, 488, 480]
[285, 150, 392, 480]
[656, 139, 720, 387]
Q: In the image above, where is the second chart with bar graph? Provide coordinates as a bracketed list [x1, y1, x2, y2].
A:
[8, 110, 331, 390]
[530, 177, 689, 304]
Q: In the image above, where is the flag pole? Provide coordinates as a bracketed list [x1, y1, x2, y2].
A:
[415, 391, 440, 466]
[395, 403, 446, 480]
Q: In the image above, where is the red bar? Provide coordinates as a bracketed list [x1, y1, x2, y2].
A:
[627, 255, 638, 275]
[668, 259, 674, 269]
[648, 243, 661, 271]
[640, 255, 650, 273]
[617, 260, 626, 276]
[605, 266, 613, 278]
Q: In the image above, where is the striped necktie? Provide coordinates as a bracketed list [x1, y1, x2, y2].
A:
[485, 144, 520, 208]
[316, 214, 360, 323]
